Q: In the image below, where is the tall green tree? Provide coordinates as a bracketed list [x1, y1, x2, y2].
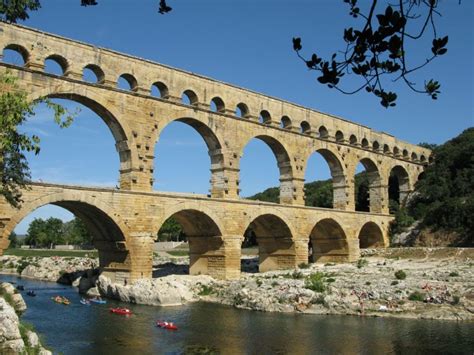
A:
[63, 218, 92, 245]
[0, 71, 74, 207]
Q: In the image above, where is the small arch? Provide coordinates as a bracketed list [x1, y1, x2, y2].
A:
[301, 121, 311, 134]
[349, 134, 358, 145]
[358, 222, 384, 248]
[420, 155, 426, 163]
[355, 158, 382, 213]
[335, 130, 344, 143]
[373, 141, 380, 151]
[210, 96, 225, 113]
[83, 64, 105, 84]
[428, 155, 434, 164]
[44, 54, 68, 76]
[393, 146, 400, 156]
[361, 138, 369, 148]
[309, 218, 348, 263]
[235, 103, 249, 118]
[402, 149, 409, 158]
[411, 152, 418, 161]
[280, 116, 292, 129]
[151, 81, 169, 98]
[117, 73, 138, 92]
[318, 126, 329, 139]
[383, 144, 390, 154]
[2, 44, 29, 66]
[182, 89, 199, 106]
[259, 110, 272, 124]
[389, 165, 411, 210]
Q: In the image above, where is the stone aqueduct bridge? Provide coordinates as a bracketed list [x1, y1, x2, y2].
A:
[0, 23, 431, 282]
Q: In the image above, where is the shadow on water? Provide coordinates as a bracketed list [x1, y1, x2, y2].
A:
[1, 274, 474, 354]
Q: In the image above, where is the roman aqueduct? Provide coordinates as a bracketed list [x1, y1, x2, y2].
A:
[0, 23, 431, 282]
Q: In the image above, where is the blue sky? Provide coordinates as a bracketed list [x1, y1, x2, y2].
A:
[3, 0, 472, 234]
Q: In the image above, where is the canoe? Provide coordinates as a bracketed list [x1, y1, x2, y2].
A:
[156, 321, 178, 330]
[110, 308, 132, 316]
[80, 299, 91, 305]
[90, 298, 107, 304]
[26, 291, 36, 297]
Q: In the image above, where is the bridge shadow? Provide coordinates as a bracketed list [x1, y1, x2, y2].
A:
[152, 261, 189, 278]
[241, 256, 259, 273]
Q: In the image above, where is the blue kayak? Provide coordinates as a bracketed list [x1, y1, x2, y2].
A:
[90, 298, 107, 304]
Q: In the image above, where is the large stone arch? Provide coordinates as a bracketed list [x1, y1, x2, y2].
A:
[26, 88, 137, 190]
[155, 207, 239, 279]
[153, 115, 227, 197]
[354, 157, 385, 213]
[303, 148, 348, 209]
[358, 221, 385, 248]
[388, 165, 412, 208]
[243, 213, 302, 271]
[1, 190, 136, 282]
[309, 218, 355, 263]
[239, 134, 295, 204]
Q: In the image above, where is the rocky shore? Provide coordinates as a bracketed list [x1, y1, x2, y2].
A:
[0, 282, 51, 354]
[1, 248, 473, 321]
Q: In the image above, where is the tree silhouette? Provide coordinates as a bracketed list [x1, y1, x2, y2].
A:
[293, 0, 450, 108]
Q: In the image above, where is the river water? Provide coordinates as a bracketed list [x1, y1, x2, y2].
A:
[1, 275, 473, 355]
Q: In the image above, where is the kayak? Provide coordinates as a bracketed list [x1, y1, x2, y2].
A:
[80, 299, 91, 306]
[110, 308, 132, 316]
[90, 298, 107, 304]
[26, 291, 36, 297]
[156, 321, 178, 330]
[51, 296, 70, 305]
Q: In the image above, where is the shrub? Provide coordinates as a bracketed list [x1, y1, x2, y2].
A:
[305, 272, 326, 293]
[365, 281, 371, 286]
[449, 272, 459, 277]
[255, 279, 262, 287]
[233, 293, 244, 306]
[16, 260, 30, 274]
[408, 291, 425, 302]
[451, 295, 460, 305]
[391, 280, 399, 286]
[311, 295, 326, 305]
[271, 281, 279, 287]
[292, 270, 304, 279]
[198, 284, 214, 296]
[394, 270, 407, 280]
[298, 262, 310, 269]
[357, 258, 368, 269]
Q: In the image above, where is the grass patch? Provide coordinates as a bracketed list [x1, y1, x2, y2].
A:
[449, 271, 459, 277]
[4, 249, 97, 258]
[166, 250, 189, 257]
[394, 270, 407, 280]
[408, 291, 425, 302]
[391, 280, 399, 286]
[305, 272, 326, 293]
[357, 258, 368, 269]
[298, 262, 310, 269]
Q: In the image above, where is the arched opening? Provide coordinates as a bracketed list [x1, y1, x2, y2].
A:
[420, 155, 426, 163]
[309, 219, 349, 263]
[301, 121, 311, 134]
[335, 130, 344, 143]
[361, 138, 369, 148]
[83, 64, 105, 84]
[349, 134, 358, 145]
[151, 81, 169, 99]
[383, 144, 391, 154]
[182, 89, 199, 106]
[244, 214, 296, 272]
[280, 116, 292, 129]
[355, 158, 382, 213]
[44, 55, 68, 76]
[117, 73, 138, 92]
[304, 149, 346, 209]
[402, 149, 409, 158]
[24, 94, 127, 188]
[411, 152, 418, 161]
[2, 44, 29, 66]
[318, 126, 329, 139]
[235, 103, 249, 118]
[210, 96, 225, 113]
[156, 209, 228, 278]
[240, 136, 293, 204]
[154, 118, 223, 195]
[6, 200, 131, 282]
[373, 141, 380, 151]
[393, 146, 400, 156]
[389, 166, 410, 212]
[259, 110, 272, 124]
[358, 222, 384, 248]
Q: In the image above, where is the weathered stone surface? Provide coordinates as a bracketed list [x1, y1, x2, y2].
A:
[0, 297, 24, 354]
[0, 22, 431, 282]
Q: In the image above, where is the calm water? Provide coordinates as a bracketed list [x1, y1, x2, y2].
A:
[2, 275, 473, 355]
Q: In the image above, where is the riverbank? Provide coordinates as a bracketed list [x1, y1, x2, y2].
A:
[1, 248, 473, 321]
[0, 282, 51, 354]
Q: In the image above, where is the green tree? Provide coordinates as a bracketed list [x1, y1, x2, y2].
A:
[157, 217, 184, 242]
[24, 216, 66, 248]
[8, 231, 18, 248]
[63, 218, 92, 245]
[0, 71, 74, 207]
